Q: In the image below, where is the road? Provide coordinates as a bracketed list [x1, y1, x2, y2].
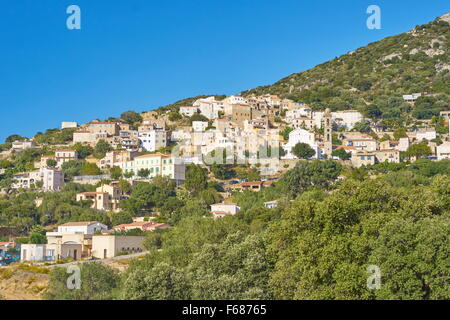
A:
[36, 251, 149, 268]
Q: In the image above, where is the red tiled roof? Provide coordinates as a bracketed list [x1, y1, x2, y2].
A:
[336, 146, 356, 150]
[241, 181, 263, 187]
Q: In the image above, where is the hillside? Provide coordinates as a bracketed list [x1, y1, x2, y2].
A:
[239, 14, 450, 120]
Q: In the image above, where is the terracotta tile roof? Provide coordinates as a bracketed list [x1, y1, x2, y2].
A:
[336, 146, 356, 150]
[241, 181, 263, 187]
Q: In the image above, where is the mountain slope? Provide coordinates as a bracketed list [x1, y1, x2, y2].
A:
[240, 14, 450, 119]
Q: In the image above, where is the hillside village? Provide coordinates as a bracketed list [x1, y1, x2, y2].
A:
[0, 12, 449, 301]
[0, 90, 449, 264]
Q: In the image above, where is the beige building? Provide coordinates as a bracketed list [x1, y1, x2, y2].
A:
[61, 121, 78, 129]
[91, 235, 146, 259]
[351, 152, 376, 168]
[73, 130, 106, 145]
[288, 117, 316, 130]
[11, 140, 36, 151]
[46, 221, 108, 258]
[119, 153, 186, 182]
[12, 168, 64, 191]
[210, 203, 240, 218]
[378, 140, 400, 150]
[224, 104, 252, 127]
[345, 138, 378, 152]
[98, 150, 136, 170]
[88, 121, 120, 136]
[374, 149, 401, 163]
[437, 142, 450, 160]
[76, 184, 123, 212]
[55, 149, 78, 167]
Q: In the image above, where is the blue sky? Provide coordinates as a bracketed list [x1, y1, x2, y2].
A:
[0, 0, 448, 142]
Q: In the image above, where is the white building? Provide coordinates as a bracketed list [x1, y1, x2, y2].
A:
[41, 168, 65, 191]
[61, 121, 78, 129]
[283, 128, 320, 159]
[171, 129, 192, 142]
[21, 243, 82, 262]
[264, 200, 278, 209]
[398, 137, 411, 152]
[286, 107, 312, 119]
[138, 130, 168, 152]
[332, 111, 363, 130]
[192, 121, 208, 132]
[436, 142, 450, 160]
[223, 95, 248, 105]
[210, 203, 241, 218]
[12, 167, 64, 191]
[193, 97, 224, 120]
[403, 93, 422, 102]
[179, 106, 199, 117]
[11, 140, 36, 152]
[52, 221, 108, 236]
[416, 130, 436, 142]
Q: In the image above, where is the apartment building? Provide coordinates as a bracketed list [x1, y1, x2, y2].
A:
[98, 150, 136, 169]
[55, 149, 78, 166]
[12, 168, 64, 191]
[138, 130, 168, 152]
[119, 153, 186, 182]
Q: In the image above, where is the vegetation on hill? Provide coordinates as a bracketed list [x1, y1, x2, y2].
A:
[43, 159, 450, 300]
[241, 15, 450, 121]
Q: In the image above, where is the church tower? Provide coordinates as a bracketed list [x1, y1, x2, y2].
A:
[323, 108, 333, 158]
